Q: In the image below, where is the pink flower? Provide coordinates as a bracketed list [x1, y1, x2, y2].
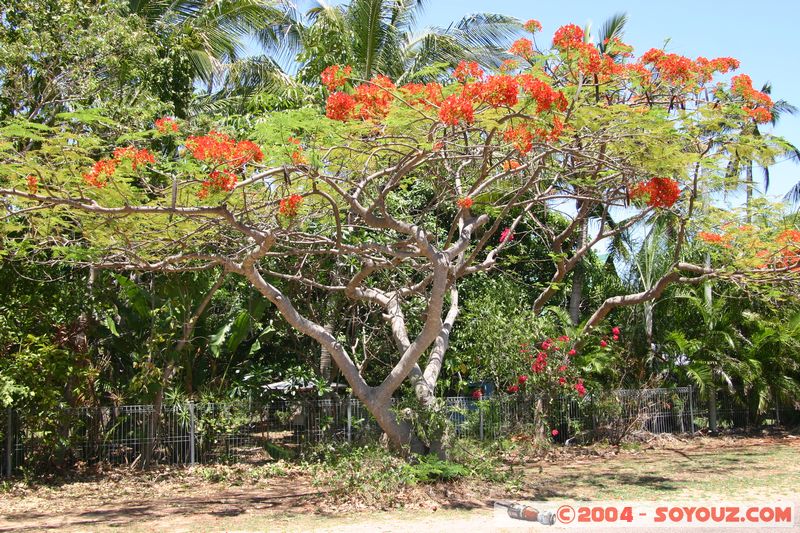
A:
[518, 375, 528, 384]
[472, 389, 483, 400]
[600, 340, 608, 348]
[500, 227, 514, 242]
[613, 335, 620, 342]
[612, 326, 621, 335]
[551, 429, 559, 437]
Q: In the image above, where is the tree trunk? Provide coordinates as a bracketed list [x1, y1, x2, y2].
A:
[569, 215, 588, 325]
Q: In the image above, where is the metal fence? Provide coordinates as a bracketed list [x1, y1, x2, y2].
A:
[2, 387, 798, 476]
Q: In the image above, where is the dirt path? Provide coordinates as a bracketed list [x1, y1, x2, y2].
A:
[1, 435, 798, 532]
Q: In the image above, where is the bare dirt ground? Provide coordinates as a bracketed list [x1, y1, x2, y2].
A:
[1, 434, 799, 532]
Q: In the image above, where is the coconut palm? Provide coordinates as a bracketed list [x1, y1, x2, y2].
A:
[724, 83, 800, 218]
[267, 0, 521, 85]
[127, 0, 289, 116]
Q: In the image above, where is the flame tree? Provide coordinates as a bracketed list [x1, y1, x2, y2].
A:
[2, 20, 798, 453]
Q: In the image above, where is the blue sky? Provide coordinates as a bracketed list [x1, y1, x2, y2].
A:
[288, 0, 800, 201]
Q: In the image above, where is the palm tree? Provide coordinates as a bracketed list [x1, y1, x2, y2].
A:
[268, 0, 521, 85]
[127, 0, 288, 116]
[725, 83, 800, 219]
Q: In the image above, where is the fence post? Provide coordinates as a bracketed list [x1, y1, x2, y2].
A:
[688, 386, 695, 434]
[188, 401, 196, 466]
[479, 402, 484, 441]
[5, 407, 12, 478]
[346, 397, 352, 443]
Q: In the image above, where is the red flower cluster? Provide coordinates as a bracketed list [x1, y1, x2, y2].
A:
[321, 64, 352, 91]
[457, 196, 474, 209]
[503, 124, 533, 154]
[509, 38, 534, 59]
[113, 146, 156, 170]
[83, 146, 156, 188]
[517, 75, 568, 113]
[480, 75, 519, 108]
[507, 384, 519, 393]
[325, 92, 357, 121]
[698, 231, 725, 244]
[439, 94, 475, 125]
[500, 227, 514, 242]
[198, 169, 238, 198]
[472, 389, 483, 400]
[186, 131, 263, 167]
[326, 75, 397, 121]
[154, 117, 178, 134]
[552, 24, 584, 50]
[574, 379, 586, 397]
[695, 56, 740, 83]
[454, 61, 484, 83]
[279, 194, 304, 217]
[730, 74, 773, 123]
[629, 177, 681, 208]
[641, 49, 696, 85]
[399, 82, 443, 107]
[288, 137, 307, 165]
[523, 19, 542, 33]
[83, 159, 117, 188]
[26, 175, 37, 194]
[502, 160, 521, 171]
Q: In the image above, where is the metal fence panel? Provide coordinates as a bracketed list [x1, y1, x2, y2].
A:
[3, 387, 798, 473]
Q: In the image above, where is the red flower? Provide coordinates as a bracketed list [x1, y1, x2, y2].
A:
[439, 94, 474, 125]
[288, 137, 307, 165]
[518, 375, 528, 384]
[354, 75, 396, 120]
[551, 429, 559, 437]
[509, 38, 534, 59]
[558, 377, 567, 385]
[600, 340, 608, 348]
[629, 177, 681, 208]
[552, 24, 584, 50]
[500, 227, 515, 242]
[325, 92, 356, 121]
[83, 158, 117, 188]
[558, 365, 567, 372]
[503, 124, 534, 154]
[279, 194, 304, 217]
[558, 335, 570, 342]
[454, 61, 484, 83]
[612, 327, 620, 336]
[568, 349, 577, 356]
[613, 335, 620, 342]
[113, 146, 156, 170]
[321, 64, 352, 91]
[154, 117, 178, 133]
[574, 380, 587, 397]
[472, 389, 483, 400]
[507, 384, 519, 393]
[204, 169, 238, 193]
[517, 75, 568, 114]
[186, 131, 262, 167]
[481, 75, 519, 108]
[502, 160, 521, 171]
[457, 196, 474, 209]
[26, 175, 38, 194]
[523, 19, 542, 33]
